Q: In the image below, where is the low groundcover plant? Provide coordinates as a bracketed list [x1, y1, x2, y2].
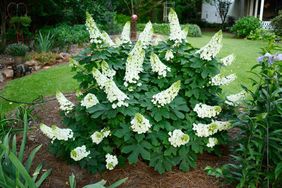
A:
[40, 9, 240, 174]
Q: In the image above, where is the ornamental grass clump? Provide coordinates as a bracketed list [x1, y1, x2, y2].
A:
[41, 9, 237, 174]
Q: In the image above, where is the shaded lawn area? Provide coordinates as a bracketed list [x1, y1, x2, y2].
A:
[0, 32, 272, 112]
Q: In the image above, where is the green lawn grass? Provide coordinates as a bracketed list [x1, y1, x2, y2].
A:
[0, 32, 273, 112]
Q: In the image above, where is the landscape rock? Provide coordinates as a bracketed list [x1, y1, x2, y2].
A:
[3, 69, 14, 78]
[43, 66, 51, 69]
[25, 60, 38, 67]
[34, 65, 42, 71]
[59, 52, 71, 62]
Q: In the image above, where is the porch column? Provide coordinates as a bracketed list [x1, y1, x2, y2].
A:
[254, 0, 259, 17]
[259, 0, 265, 20]
[249, 0, 254, 16]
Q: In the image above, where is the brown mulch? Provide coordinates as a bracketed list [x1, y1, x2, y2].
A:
[25, 95, 232, 188]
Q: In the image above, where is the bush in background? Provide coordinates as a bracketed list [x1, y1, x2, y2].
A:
[271, 10, 282, 36]
[26, 52, 59, 66]
[5, 43, 29, 57]
[137, 23, 202, 37]
[247, 28, 277, 41]
[116, 14, 131, 25]
[231, 16, 261, 38]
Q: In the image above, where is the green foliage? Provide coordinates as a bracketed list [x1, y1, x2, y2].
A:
[231, 16, 261, 38]
[5, 43, 29, 57]
[0, 111, 51, 187]
[247, 28, 277, 41]
[46, 13, 232, 175]
[116, 14, 131, 24]
[35, 31, 54, 52]
[9, 16, 32, 28]
[39, 24, 89, 48]
[207, 41, 282, 187]
[69, 173, 127, 188]
[271, 10, 282, 36]
[27, 52, 59, 66]
[137, 23, 202, 37]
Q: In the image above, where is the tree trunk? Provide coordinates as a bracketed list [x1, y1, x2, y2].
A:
[0, 0, 7, 45]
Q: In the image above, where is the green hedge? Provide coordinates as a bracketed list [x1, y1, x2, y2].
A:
[137, 23, 202, 37]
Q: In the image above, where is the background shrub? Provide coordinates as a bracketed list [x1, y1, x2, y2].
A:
[5, 43, 29, 57]
[27, 52, 59, 66]
[116, 14, 131, 24]
[35, 31, 54, 52]
[231, 16, 261, 38]
[137, 23, 202, 37]
[271, 10, 282, 36]
[247, 28, 277, 41]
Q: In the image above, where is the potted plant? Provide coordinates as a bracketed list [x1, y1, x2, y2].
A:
[5, 43, 29, 64]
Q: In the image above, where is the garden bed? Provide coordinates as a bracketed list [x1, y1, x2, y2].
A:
[27, 95, 231, 188]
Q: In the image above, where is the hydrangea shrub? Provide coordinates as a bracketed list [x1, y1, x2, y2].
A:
[41, 9, 241, 174]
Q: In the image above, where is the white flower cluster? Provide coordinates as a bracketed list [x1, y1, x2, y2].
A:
[168, 9, 187, 43]
[193, 120, 231, 137]
[225, 91, 245, 106]
[101, 31, 115, 47]
[152, 80, 181, 107]
[101, 61, 116, 79]
[92, 68, 129, 108]
[193, 103, 222, 118]
[124, 41, 145, 86]
[92, 68, 109, 89]
[70, 145, 90, 161]
[131, 113, 152, 134]
[120, 21, 131, 44]
[40, 124, 74, 143]
[207, 137, 218, 148]
[165, 50, 174, 61]
[105, 154, 118, 170]
[220, 54, 235, 66]
[90, 128, 111, 144]
[150, 53, 171, 77]
[81, 93, 99, 109]
[104, 80, 129, 108]
[196, 31, 222, 61]
[211, 73, 237, 86]
[168, 129, 190, 147]
[56, 91, 74, 114]
[138, 21, 153, 47]
[85, 12, 103, 44]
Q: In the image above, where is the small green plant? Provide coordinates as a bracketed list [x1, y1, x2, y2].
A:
[271, 10, 282, 36]
[35, 31, 54, 52]
[247, 28, 277, 41]
[28, 52, 59, 66]
[5, 43, 29, 57]
[231, 16, 261, 38]
[0, 111, 51, 188]
[69, 173, 127, 188]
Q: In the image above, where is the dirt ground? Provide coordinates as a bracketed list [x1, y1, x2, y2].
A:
[23, 95, 233, 188]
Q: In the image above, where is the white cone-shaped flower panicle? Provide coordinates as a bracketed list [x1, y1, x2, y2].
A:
[104, 79, 129, 109]
[152, 80, 181, 107]
[56, 91, 74, 114]
[101, 61, 116, 79]
[225, 91, 246, 106]
[81, 93, 99, 109]
[131, 113, 152, 134]
[211, 73, 237, 86]
[193, 103, 222, 118]
[40, 124, 74, 142]
[193, 120, 231, 137]
[105, 154, 118, 170]
[120, 21, 131, 44]
[150, 53, 171, 77]
[168, 129, 190, 147]
[91, 128, 111, 144]
[165, 50, 174, 61]
[197, 31, 222, 61]
[168, 9, 187, 43]
[124, 41, 145, 86]
[138, 21, 153, 47]
[70, 145, 90, 161]
[92, 68, 109, 89]
[220, 54, 235, 66]
[207, 137, 218, 148]
[85, 12, 103, 44]
[101, 31, 115, 47]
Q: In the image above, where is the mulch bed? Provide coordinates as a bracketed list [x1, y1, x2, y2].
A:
[24, 95, 233, 188]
